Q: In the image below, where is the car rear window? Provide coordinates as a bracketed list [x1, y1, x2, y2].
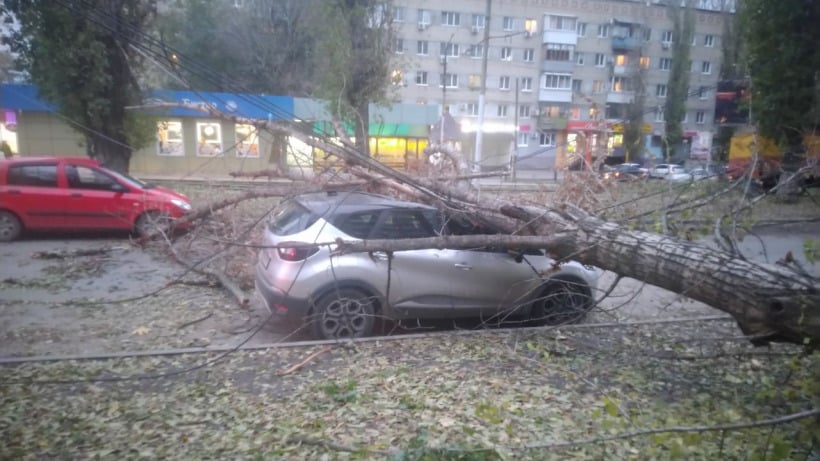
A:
[267, 200, 318, 236]
[6, 164, 58, 187]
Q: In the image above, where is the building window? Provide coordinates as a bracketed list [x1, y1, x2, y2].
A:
[393, 6, 405, 22]
[519, 105, 531, 118]
[691, 34, 698, 46]
[440, 42, 459, 57]
[521, 77, 533, 92]
[597, 24, 608, 38]
[503, 16, 514, 31]
[704, 34, 715, 47]
[468, 74, 481, 89]
[441, 73, 458, 88]
[592, 80, 604, 93]
[394, 38, 404, 54]
[698, 86, 708, 99]
[576, 22, 587, 37]
[472, 14, 486, 29]
[539, 131, 556, 146]
[656, 84, 667, 98]
[681, 112, 688, 123]
[441, 11, 460, 26]
[417, 40, 429, 55]
[654, 108, 665, 122]
[543, 73, 572, 90]
[417, 9, 431, 27]
[696, 111, 706, 124]
[614, 54, 627, 66]
[572, 79, 582, 92]
[576, 52, 584, 65]
[517, 132, 529, 147]
[465, 103, 479, 116]
[643, 28, 651, 41]
[639, 56, 650, 68]
[196, 122, 222, 157]
[701, 61, 712, 74]
[548, 15, 576, 31]
[416, 71, 428, 85]
[157, 120, 184, 156]
[523, 48, 534, 62]
[500, 47, 512, 61]
[659, 57, 672, 70]
[594, 53, 606, 67]
[499, 76, 510, 90]
[235, 124, 259, 158]
[568, 107, 580, 120]
[611, 76, 631, 92]
[545, 43, 573, 62]
[497, 104, 509, 117]
[468, 44, 484, 58]
[662, 30, 673, 44]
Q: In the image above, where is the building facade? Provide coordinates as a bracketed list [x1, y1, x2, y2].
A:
[391, 0, 727, 170]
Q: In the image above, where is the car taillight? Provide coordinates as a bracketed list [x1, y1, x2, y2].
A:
[277, 242, 319, 261]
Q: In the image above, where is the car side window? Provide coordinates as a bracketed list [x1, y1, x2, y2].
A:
[65, 165, 120, 191]
[372, 210, 436, 240]
[6, 164, 58, 187]
[335, 211, 380, 239]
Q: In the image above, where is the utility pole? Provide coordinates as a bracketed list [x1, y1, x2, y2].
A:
[474, 0, 491, 171]
[440, 33, 455, 144]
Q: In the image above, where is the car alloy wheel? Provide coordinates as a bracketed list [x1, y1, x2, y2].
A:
[135, 211, 172, 237]
[531, 276, 593, 325]
[311, 288, 376, 339]
[0, 211, 22, 242]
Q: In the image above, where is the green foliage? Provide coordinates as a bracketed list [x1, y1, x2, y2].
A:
[320, 379, 358, 404]
[1, 0, 156, 172]
[804, 239, 820, 264]
[742, 0, 820, 151]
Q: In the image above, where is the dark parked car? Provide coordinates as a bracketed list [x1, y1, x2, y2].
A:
[255, 191, 601, 339]
[0, 156, 192, 241]
[603, 163, 647, 181]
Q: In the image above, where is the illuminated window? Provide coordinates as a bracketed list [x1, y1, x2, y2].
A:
[196, 122, 222, 157]
[639, 56, 650, 68]
[157, 120, 184, 156]
[614, 54, 627, 66]
[235, 124, 259, 158]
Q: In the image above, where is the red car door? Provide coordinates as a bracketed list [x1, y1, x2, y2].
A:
[62, 163, 139, 231]
[2, 161, 69, 230]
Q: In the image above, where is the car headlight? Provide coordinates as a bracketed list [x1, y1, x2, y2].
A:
[171, 199, 192, 211]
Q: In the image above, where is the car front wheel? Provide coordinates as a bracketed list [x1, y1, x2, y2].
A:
[530, 276, 594, 325]
[135, 211, 172, 237]
[0, 210, 22, 242]
[310, 288, 376, 340]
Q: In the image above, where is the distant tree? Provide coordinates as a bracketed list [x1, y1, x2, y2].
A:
[0, 1, 156, 173]
[742, 0, 820, 156]
[314, 0, 397, 157]
[663, 1, 696, 161]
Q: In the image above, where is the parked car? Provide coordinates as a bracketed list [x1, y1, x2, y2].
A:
[603, 163, 647, 181]
[0, 156, 192, 241]
[255, 191, 600, 339]
[649, 163, 689, 181]
[689, 168, 720, 181]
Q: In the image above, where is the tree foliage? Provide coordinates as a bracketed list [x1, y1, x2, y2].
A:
[0, 0, 156, 173]
[742, 0, 820, 152]
[663, 1, 696, 160]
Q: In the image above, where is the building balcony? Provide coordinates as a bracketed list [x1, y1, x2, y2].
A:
[542, 29, 577, 46]
[539, 88, 573, 103]
[537, 116, 568, 130]
[606, 91, 634, 104]
[542, 60, 574, 73]
[611, 36, 641, 51]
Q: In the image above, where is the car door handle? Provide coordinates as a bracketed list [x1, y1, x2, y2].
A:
[454, 263, 472, 270]
[71, 193, 83, 198]
[6, 189, 21, 195]
[372, 251, 389, 261]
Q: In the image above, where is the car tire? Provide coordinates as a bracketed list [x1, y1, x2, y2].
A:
[310, 288, 376, 340]
[0, 210, 22, 242]
[530, 276, 594, 325]
[135, 211, 172, 237]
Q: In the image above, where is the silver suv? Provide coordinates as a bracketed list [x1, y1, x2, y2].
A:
[255, 191, 600, 339]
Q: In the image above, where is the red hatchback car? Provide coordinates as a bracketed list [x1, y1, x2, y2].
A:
[0, 156, 192, 241]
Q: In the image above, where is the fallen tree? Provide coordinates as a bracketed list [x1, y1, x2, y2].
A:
[145, 100, 820, 347]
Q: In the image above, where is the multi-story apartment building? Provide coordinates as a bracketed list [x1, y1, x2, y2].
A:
[391, 0, 727, 171]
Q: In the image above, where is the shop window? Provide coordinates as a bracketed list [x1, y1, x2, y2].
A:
[235, 124, 259, 158]
[197, 122, 223, 157]
[157, 120, 184, 156]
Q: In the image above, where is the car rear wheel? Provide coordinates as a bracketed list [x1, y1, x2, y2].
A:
[135, 211, 172, 237]
[530, 276, 594, 325]
[0, 211, 22, 242]
[310, 288, 376, 340]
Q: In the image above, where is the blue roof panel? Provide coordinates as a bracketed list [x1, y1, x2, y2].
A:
[0, 84, 58, 112]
